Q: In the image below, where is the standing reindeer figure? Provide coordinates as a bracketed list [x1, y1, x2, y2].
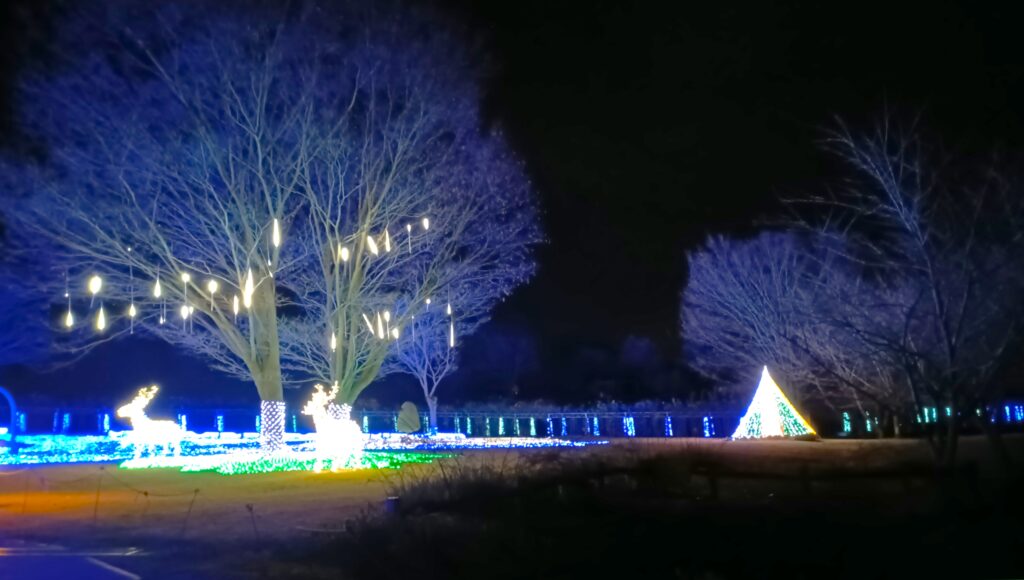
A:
[116, 385, 184, 458]
[301, 383, 364, 471]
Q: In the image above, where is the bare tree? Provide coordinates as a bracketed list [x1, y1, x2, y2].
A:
[683, 119, 1024, 465]
[799, 119, 1024, 464]
[7, 2, 533, 448]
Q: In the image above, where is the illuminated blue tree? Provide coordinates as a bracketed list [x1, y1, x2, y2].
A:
[5, 1, 540, 447]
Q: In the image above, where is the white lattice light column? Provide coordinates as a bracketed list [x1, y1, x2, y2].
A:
[260, 400, 287, 451]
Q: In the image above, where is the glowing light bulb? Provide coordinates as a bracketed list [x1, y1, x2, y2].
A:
[96, 306, 106, 331]
[233, 295, 239, 315]
[243, 269, 254, 308]
[366, 235, 379, 256]
[181, 272, 191, 284]
[88, 275, 103, 295]
[159, 316, 166, 325]
[383, 310, 391, 322]
[422, 217, 430, 230]
[207, 279, 219, 294]
[390, 327, 400, 340]
[180, 305, 189, 319]
[376, 312, 385, 339]
[153, 278, 162, 298]
[446, 303, 452, 316]
[128, 303, 137, 318]
[406, 223, 412, 233]
[340, 246, 350, 262]
[425, 297, 431, 305]
[272, 218, 281, 248]
[384, 229, 392, 252]
[64, 309, 74, 328]
[449, 320, 455, 348]
[330, 333, 337, 352]
[362, 313, 375, 334]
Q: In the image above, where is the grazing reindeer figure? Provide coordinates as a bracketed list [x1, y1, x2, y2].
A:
[116, 385, 183, 458]
[301, 383, 364, 471]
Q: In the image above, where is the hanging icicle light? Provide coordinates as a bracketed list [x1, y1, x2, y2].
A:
[64, 309, 74, 328]
[243, 269, 255, 308]
[384, 229, 392, 252]
[406, 223, 413, 252]
[153, 277, 162, 298]
[96, 306, 106, 331]
[180, 305, 190, 320]
[366, 235, 379, 256]
[88, 275, 103, 295]
[449, 320, 455, 348]
[376, 312, 385, 339]
[362, 313, 375, 334]
[232, 295, 240, 317]
[207, 279, 219, 309]
[383, 310, 391, 323]
[128, 303, 137, 318]
[446, 303, 452, 316]
[330, 333, 337, 352]
[272, 218, 281, 248]
[422, 217, 430, 230]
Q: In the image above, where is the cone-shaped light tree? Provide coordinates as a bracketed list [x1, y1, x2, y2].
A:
[732, 367, 816, 439]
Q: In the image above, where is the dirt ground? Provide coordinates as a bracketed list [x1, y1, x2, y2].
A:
[0, 435, 1016, 546]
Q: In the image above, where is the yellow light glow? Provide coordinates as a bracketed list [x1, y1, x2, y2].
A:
[330, 333, 337, 352]
[128, 303, 137, 318]
[233, 295, 240, 315]
[425, 297, 431, 305]
[88, 275, 102, 295]
[64, 309, 74, 328]
[207, 279, 219, 294]
[422, 217, 430, 230]
[301, 383, 365, 471]
[153, 278, 162, 298]
[96, 306, 106, 331]
[367, 235, 379, 256]
[181, 272, 191, 284]
[272, 218, 281, 248]
[383, 310, 391, 322]
[116, 386, 184, 456]
[243, 269, 254, 308]
[340, 246, 350, 262]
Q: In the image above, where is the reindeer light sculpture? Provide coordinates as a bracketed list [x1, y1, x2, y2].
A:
[116, 385, 184, 458]
[301, 383, 365, 471]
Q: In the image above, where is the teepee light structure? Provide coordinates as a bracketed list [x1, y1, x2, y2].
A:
[731, 367, 816, 439]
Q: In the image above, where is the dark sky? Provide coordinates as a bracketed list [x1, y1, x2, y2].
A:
[3, 1, 1024, 404]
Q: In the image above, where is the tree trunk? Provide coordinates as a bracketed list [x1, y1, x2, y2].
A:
[426, 395, 438, 436]
[249, 275, 285, 452]
[978, 414, 1013, 477]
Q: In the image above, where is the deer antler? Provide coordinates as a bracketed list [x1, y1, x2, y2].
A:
[327, 381, 340, 401]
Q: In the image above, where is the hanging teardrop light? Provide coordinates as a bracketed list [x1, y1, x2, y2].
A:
[96, 306, 106, 331]
[272, 218, 281, 248]
[384, 229, 392, 252]
[243, 269, 255, 308]
[422, 217, 430, 230]
[366, 235, 379, 256]
[64, 309, 74, 328]
[153, 277, 162, 298]
[330, 333, 337, 352]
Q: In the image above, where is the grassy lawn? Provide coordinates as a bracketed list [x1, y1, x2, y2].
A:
[1, 436, 1022, 578]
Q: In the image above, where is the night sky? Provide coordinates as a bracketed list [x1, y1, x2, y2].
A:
[2, 1, 1024, 405]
